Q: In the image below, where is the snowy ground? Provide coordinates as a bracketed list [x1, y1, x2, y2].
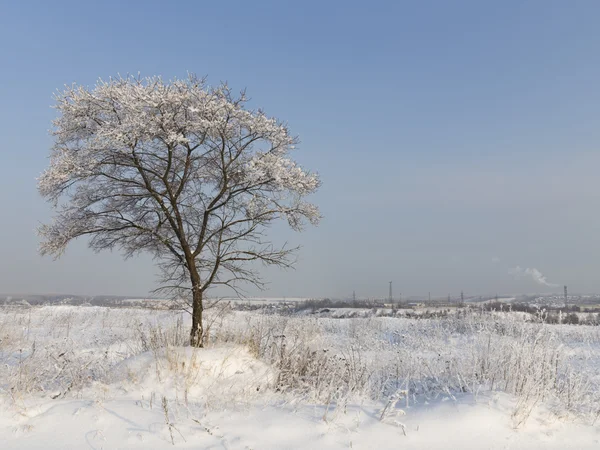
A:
[2, 305, 600, 449]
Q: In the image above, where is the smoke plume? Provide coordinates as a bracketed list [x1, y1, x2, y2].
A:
[509, 266, 559, 288]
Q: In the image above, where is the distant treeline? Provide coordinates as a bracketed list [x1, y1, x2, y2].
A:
[1, 296, 180, 309]
[481, 301, 600, 325]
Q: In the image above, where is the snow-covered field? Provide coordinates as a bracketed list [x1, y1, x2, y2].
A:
[2, 305, 600, 449]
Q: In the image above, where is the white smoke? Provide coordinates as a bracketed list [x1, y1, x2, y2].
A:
[509, 266, 560, 288]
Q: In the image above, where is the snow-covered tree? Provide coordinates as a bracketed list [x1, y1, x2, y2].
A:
[38, 75, 321, 346]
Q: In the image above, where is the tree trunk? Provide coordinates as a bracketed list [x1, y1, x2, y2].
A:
[190, 286, 204, 347]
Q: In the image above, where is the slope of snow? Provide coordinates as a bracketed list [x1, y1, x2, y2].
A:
[2, 305, 600, 448]
[3, 391, 600, 449]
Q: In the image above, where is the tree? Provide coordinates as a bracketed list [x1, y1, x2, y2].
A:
[38, 75, 321, 347]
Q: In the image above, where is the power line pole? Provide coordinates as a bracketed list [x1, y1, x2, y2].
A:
[461, 290, 464, 304]
[389, 281, 393, 304]
[564, 285, 568, 308]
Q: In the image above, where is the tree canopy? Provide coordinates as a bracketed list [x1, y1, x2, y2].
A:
[39, 75, 321, 345]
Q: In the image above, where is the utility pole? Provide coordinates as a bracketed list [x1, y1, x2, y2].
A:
[461, 290, 464, 304]
[564, 285, 568, 308]
[389, 281, 393, 304]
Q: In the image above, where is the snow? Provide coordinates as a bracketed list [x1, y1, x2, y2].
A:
[2, 305, 600, 448]
[3, 392, 600, 449]
[108, 346, 275, 401]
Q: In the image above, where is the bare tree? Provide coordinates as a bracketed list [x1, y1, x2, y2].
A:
[38, 75, 321, 346]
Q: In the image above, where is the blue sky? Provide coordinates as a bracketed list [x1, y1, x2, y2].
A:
[2, 1, 600, 298]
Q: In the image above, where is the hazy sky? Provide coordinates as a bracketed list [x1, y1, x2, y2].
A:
[2, 0, 600, 298]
